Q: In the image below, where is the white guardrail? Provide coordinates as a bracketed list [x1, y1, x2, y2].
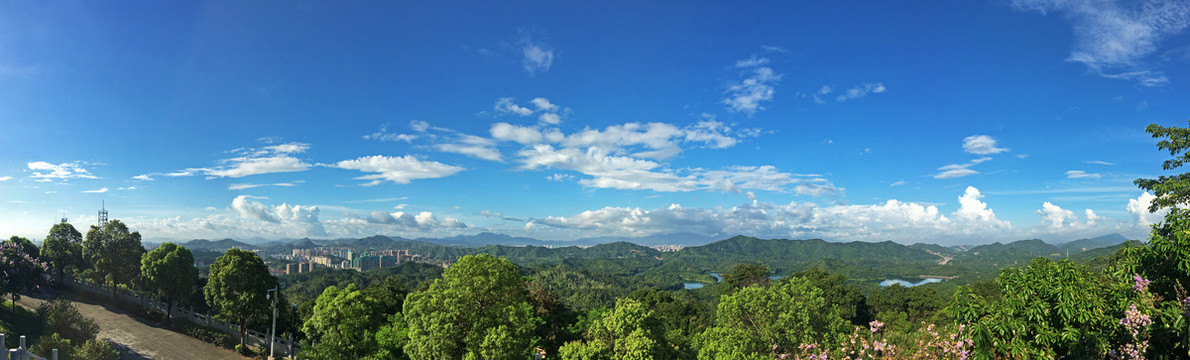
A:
[1, 334, 55, 360]
[66, 280, 299, 358]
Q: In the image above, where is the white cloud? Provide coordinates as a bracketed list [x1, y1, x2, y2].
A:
[0, 176, 11, 181]
[962, 135, 1009, 155]
[230, 195, 326, 236]
[530, 97, 559, 112]
[491, 122, 548, 145]
[433, 134, 503, 162]
[519, 34, 555, 75]
[495, 97, 534, 116]
[82, 187, 109, 193]
[333, 155, 464, 186]
[364, 123, 417, 142]
[934, 158, 992, 179]
[1085, 209, 1102, 225]
[529, 186, 1008, 244]
[835, 83, 886, 102]
[546, 173, 573, 182]
[890, 180, 907, 187]
[1066, 170, 1102, 179]
[28, 161, 99, 180]
[1013, 0, 1190, 86]
[117, 186, 136, 191]
[1127, 192, 1169, 226]
[1037, 201, 1076, 229]
[228, 182, 300, 191]
[734, 55, 771, 68]
[367, 210, 466, 229]
[539, 113, 561, 125]
[1084, 160, 1116, 165]
[724, 65, 779, 115]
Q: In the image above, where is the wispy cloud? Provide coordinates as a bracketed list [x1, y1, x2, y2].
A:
[723, 51, 781, 115]
[134, 141, 312, 180]
[934, 157, 992, 179]
[835, 83, 886, 102]
[518, 32, 555, 76]
[1083, 160, 1115, 165]
[0, 176, 11, 181]
[82, 187, 109, 193]
[333, 155, 464, 186]
[1065, 170, 1102, 179]
[228, 181, 302, 191]
[1013, 0, 1190, 86]
[363, 123, 417, 142]
[28, 161, 99, 180]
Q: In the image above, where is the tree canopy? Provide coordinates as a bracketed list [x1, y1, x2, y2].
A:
[204, 248, 277, 348]
[41, 222, 84, 284]
[402, 254, 539, 360]
[141, 242, 198, 323]
[84, 220, 146, 298]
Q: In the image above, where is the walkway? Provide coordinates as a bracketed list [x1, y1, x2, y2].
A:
[15, 289, 249, 360]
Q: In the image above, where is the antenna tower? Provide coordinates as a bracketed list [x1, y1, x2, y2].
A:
[98, 200, 108, 227]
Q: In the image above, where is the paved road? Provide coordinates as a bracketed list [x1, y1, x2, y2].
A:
[16, 290, 250, 360]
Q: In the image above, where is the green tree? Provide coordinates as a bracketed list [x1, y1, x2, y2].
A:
[951, 258, 1125, 359]
[6, 236, 39, 261]
[300, 284, 386, 359]
[723, 263, 770, 291]
[41, 222, 84, 284]
[793, 267, 871, 326]
[868, 283, 946, 332]
[31, 332, 74, 360]
[204, 248, 277, 348]
[140, 242, 198, 324]
[37, 299, 100, 344]
[558, 297, 679, 360]
[694, 277, 849, 360]
[626, 288, 711, 359]
[402, 254, 539, 360]
[84, 220, 146, 299]
[1133, 121, 1190, 212]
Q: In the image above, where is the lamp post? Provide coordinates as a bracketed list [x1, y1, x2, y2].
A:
[266, 287, 278, 359]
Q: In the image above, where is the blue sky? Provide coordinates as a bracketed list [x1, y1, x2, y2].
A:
[1, 0, 1189, 245]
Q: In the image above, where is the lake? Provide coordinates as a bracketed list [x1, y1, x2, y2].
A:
[683, 272, 723, 290]
[878, 278, 944, 287]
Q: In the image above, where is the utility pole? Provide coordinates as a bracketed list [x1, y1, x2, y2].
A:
[267, 287, 278, 359]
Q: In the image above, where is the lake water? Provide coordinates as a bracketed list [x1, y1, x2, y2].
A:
[683, 272, 723, 290]
[878, 278, 944, 287]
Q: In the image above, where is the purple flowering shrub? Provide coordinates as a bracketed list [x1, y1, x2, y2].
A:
[0, 241, 51, 307]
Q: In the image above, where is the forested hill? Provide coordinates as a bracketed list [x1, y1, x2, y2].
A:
[670, 236, 940, 267]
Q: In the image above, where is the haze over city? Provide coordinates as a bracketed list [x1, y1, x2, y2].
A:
[2, 1, 1189, 245]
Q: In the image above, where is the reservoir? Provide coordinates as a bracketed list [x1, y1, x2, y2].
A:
[683, 272, 723, 290]
[879, 278, 944, 287]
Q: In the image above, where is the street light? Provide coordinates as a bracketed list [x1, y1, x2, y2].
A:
[266, 287, 278, 359]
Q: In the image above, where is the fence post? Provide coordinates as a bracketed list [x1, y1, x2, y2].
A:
[52, 349, 57, 360]
[1, 334, 5, 350]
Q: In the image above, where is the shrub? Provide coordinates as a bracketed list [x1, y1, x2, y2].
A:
[36, 299, 99, 344]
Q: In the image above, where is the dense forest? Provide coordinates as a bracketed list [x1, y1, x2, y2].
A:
[3, 121, 1190, 359]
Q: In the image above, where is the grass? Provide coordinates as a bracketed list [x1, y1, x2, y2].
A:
[0, 299, 45, 349]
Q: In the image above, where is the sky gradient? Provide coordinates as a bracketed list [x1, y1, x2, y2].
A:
[2, 0, 1189, 245]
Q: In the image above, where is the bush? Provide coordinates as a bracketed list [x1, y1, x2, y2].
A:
[76, 339, 120, 360]
[31, 332, 74, 360]
[171, 317, 231, 347]
[36, 299, 99, 344]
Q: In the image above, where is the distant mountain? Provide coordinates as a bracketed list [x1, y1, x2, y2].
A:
[416, 232, 558, 247]
[672, 236, 939, 271]
[572, 232, 717, 247]
[1058, 233, 1130, 253]
[179, 238, 257, 252]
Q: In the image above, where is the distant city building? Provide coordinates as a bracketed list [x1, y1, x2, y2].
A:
[652, 244, 684, 252]
[286, 263, 297, 275]
[351, 255, 379, 271]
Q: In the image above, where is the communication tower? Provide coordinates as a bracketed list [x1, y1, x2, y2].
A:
[98, 200, 108, 227]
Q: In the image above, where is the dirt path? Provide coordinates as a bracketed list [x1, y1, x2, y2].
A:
[924, 249, 953, 265]
[15, 290, 249, 360]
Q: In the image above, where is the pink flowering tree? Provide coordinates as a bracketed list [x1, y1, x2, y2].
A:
[0, 239, 50, 311]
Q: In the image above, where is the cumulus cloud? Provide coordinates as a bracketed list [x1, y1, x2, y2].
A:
[1013, 0, 1190, 86]
[333, 155, 464, 186]
[1127, 192, 1169, 226]
[231, 195, 326, 236]
[528, 186, 1009, 244]
[368, 210, 466, 229]
[28, 161, 99, 180]
[1066, 170, 1102, 179]
[962, 135, 1009, 155]
[1037, 201, 1076, 229]
[495, 97, 534, 116]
